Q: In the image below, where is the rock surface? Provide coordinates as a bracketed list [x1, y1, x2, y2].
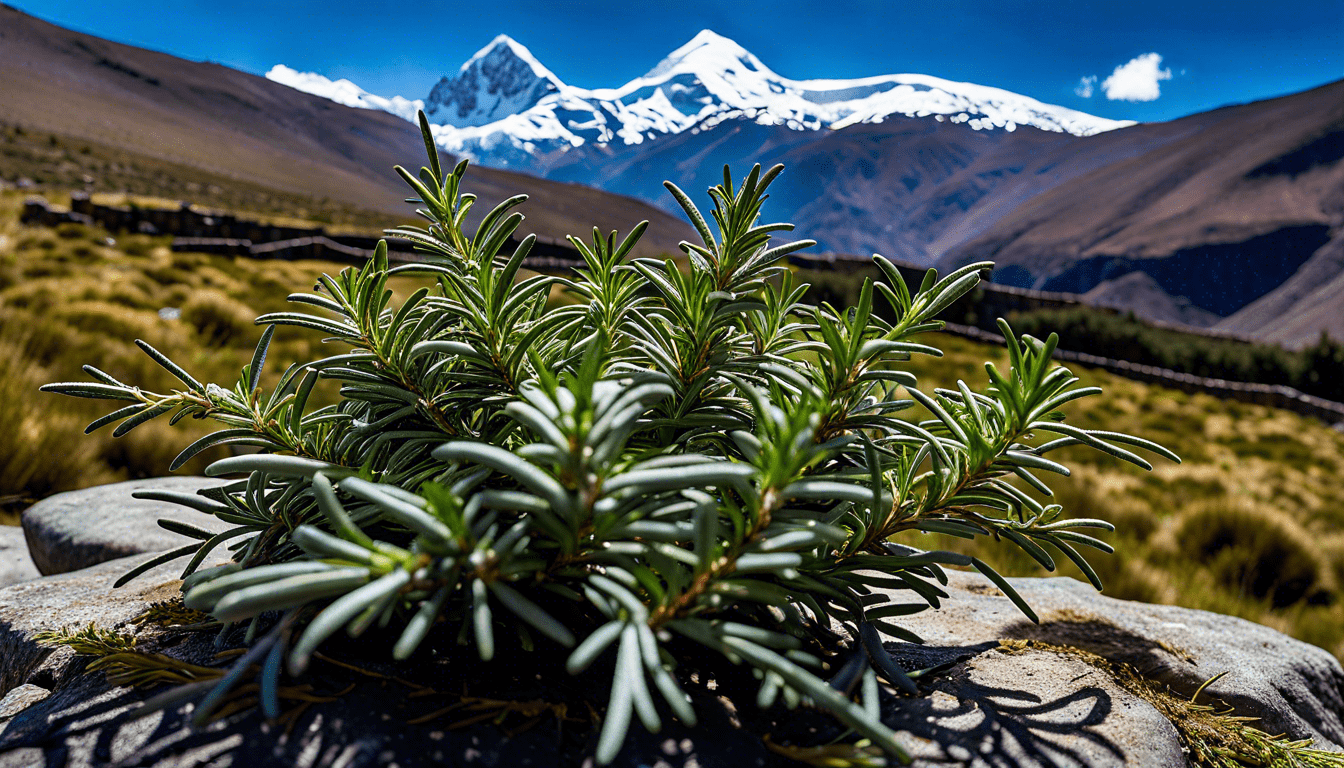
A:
[895, 571, 1344, 752]
[0, 553, 201, 695]
[0, 526, 38, 589]
[20, 477, 228, 576]
[0, 684, 49, 739]
[0, 557, 1340, 767]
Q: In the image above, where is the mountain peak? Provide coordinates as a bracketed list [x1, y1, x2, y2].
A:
[426, 34, 564, 128]
[683, 29, 743, 50]
[642, 29, 772, 81]
[460, 34, 556, 82]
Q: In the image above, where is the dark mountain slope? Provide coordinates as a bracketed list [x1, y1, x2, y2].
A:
[938, 79, 1344, 347]
[538, 104, 1211, 268]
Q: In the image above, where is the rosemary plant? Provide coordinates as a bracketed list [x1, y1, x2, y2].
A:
[44, 112, 1176, 764]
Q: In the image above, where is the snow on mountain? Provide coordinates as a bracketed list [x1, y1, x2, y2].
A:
[271, 30, 1133, 170]
[265, 65, 424, 123]
[424, 34, 566, 127]
[422, 30, 1133, 168]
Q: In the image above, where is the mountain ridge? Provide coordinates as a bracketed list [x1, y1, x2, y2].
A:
[271, 42, 1344, 347]
[270, 29, 1132, 174]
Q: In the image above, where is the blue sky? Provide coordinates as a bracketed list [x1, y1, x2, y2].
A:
[14, 0, 1344, 123]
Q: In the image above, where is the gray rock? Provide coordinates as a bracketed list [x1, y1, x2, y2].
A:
[0, 684, 48, 721]
[0, 552, 209, 695]
[0, 527, 39, 589]
[0, 685, 49, 740]
[0, 561, 1339, 767]
[21, 477, 229, 576]
[889, 644, 1186, 767]
[893, 570, 1344, 751]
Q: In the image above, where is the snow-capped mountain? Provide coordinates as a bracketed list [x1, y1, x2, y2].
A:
[265, 65, 424, 123]
[420, 31, 1132, 168]
[267, 32, 1144, 267]
[272, 30, 1132, 171]
[424, 35, 565, 128]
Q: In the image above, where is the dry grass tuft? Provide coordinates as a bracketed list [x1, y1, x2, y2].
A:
[1172, 500, 1332, 608]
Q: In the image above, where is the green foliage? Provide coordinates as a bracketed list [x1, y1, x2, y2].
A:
[45, 113, 1178, 763]
[34, 622, 136, 656]
[38, 622, 227, 689]
[1009, 307, 1344, 402]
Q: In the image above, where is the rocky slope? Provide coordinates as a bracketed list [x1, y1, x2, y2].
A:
[939, 79, 1344, 348]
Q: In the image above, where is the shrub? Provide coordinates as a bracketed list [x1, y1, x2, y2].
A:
[45, 114, 1180, 763]
[54, 222, 89, 240]
[120, 235, 157, 258]
[1176, 500, 1331, 608]
[179, 289, 256, 346]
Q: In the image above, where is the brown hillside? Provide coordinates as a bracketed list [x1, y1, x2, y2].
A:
[0, 4, 695, 256]
[940, 80, 1344, 347]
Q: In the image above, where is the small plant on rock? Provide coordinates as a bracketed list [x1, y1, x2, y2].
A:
[45, 113, 1179, 764]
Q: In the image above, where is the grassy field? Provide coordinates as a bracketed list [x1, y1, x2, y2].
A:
[3, 190, 1343, 661]
[0, 189, 364, 518]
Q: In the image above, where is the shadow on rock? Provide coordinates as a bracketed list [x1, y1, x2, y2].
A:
[999, 615, 1198, 684]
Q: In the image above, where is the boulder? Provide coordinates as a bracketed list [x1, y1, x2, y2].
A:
[21, 477, 229, 576]
[894, 571, 1344, 752]
[0, 558, 1340, 767]
[0, 527, 39, 589]
[0, 685, 49, 740]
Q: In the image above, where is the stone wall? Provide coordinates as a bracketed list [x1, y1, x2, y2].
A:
[943, 322, 1344, 426]
[20, 195, 585, 270]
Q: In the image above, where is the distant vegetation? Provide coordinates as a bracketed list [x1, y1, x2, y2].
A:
[1009, 306, 1344, 403]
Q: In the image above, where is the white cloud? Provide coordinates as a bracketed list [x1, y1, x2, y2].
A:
[1075, 75, 1097, 98]
[1101, 53, 1172, 102]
